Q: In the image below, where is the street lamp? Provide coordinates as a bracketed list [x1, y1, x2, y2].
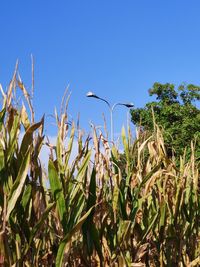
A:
[86, 91, 134, 142]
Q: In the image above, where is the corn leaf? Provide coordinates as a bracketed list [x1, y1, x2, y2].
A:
[48, 159, 67, 233]
[6, 149, 30, 221]
[56, 205, 95, 267]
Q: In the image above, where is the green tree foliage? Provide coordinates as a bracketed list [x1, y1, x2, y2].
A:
[131, 82, 200, 157]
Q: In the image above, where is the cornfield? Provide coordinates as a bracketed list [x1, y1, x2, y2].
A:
[0, 66, 200, 266]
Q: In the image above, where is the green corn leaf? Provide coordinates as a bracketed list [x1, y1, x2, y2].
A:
[82, 168, 98, 256]
[68, 150, 92, 206]
[65, 123, 75, 167]
[7, 113, 21, 162]
[0, 147, 5, 172]
[6, 149, 30, 221]
[23, 202, 55, 255]
[112, 180, 119, 214]
[21, 184, 32, 211]
[30, 202, 55, 240]
[48, 159, 67, 233]
[87, 167, 96, 210]
[33, 135, 45, 159]
[159, 200, 167, 242]
[90, 223, 103, 263]
[142, 212, 159, 241]
[160, 201, 166, 228]
[112, 172, 122, 217]
[82, 222, 94, 255]
[0, 108, 6, 131]
[118, 220, 131, 243]
[119, 190, 128, 220]
[138, 162, 162, 192]
[19, 116, 44, 159]
[56, 205, 95, 267]
[67, 192, 85, 231]
[121, 127, 130, 169]
[56, 133, 63, 172]
[76, 150, 92, 182]
[174, 183, 183, 225]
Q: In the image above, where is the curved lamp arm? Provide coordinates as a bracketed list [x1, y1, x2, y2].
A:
[111, 102, 134, 111]
[86, 91, 111, 109]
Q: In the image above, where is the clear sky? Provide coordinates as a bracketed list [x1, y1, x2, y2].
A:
[1, 1, 200, 139]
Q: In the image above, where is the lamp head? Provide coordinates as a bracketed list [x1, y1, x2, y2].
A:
[86, 91, 98, 98]
[123, 103, 134, 108]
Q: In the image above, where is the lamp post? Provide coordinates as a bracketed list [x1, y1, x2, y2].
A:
[86, 91, 134, 142]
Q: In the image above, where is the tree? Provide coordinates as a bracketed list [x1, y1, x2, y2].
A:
[131, 82, 200, 157]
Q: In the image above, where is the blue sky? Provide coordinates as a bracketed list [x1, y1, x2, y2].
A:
[1, 1, 200, 139]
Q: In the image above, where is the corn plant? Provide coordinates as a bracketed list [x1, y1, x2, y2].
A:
[0, 66, 199, 266]
[0, 65, 55, 266]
